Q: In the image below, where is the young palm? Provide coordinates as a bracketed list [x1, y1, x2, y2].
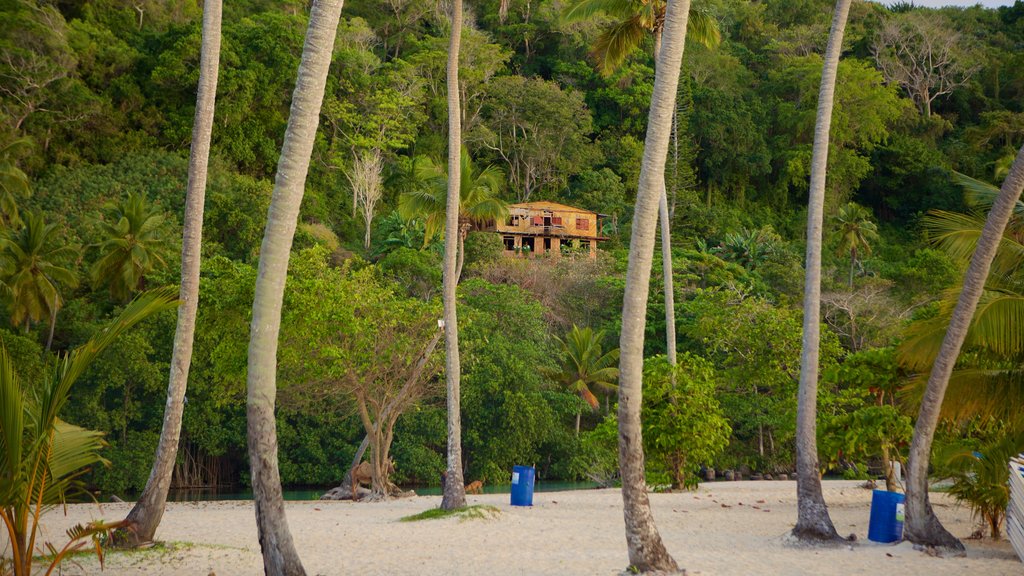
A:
[0, 211, 78, 348]
[0, 138, 32, 228]
[0, 287, 178, 576]
[834, 202, 879, 289]
[545, 325, 620, 434]
[398, 147, 508, 282]
[89, 193, 171, 302]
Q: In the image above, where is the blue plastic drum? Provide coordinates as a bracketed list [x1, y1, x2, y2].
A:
[867, 489, 905, 543]
[510, 465, 535, 506]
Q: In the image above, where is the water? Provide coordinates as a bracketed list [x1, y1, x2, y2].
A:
[154, 480, 601, 503]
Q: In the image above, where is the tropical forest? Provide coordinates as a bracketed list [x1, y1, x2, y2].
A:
[1, 0, 1024, 573]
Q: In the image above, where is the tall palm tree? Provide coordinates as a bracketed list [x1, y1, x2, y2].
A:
[0, 288, 178, 576]
[246, 0, 345, 573]
[89, 193, 171, 302]
[0, 138, 31, 228]
[122, 0, 222, 546]
[901, 153, 1024, 549]
[834, 202, 879, 289]
[440, 0, 467, 512]
[563, 0, 719, 369]
[793, 0, 853, 544]
[616, 0, 692, 571]
[398, 148, 508, 282]
[545, 325, 619, 434]
[0, 211, 78, 350]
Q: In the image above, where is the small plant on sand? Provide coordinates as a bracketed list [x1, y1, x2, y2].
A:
[0, 289, 178, 576]
[400, 505, 500, 522]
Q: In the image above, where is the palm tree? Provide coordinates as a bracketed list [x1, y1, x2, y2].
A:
[89, 193, 171, 302]
[545, 325, 619, 434]
[246, 0, 345, 573]
[0, 288, 178, 576]
[440, 0, 467, 512]
[900, 155, 1024, 549]
[793, 0, 853, 544]
[834, 202, 879, 289]
[563, 0, 719, 369]
[398, 147, 508, 283]
[616, 0, 692, 571]
[0, 211, 78, 350]
[122, 0, 222, 546]
[0, 138, 31, 228]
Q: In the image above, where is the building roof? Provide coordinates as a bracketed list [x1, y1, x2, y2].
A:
[509, 201, 598, 216]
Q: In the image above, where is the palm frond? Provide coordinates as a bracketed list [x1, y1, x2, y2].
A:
[923, 209, 1024, 277]
[687, 9, 722, 49]
[562, 0, 638, 22]
[593, 16, 649, 76]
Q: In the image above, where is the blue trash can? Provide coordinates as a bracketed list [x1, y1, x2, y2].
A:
[867, 489, 905, 543]
[510, 465, 535, 506]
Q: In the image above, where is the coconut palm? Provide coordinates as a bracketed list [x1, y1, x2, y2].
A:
[563, 0, 719, 369]
[440, 0, 467, 512]
[89, 193, 171, 302]
[899, 145, 1024, 550]
[545, 325, 620, 434]
[834, 202, 879, 289]
[616, 0, 692, 571]
[793, 0, 853, 544]
[0, 211, 78, 350]
[0, 138, 31, 228]
[245, 0, 345, 573]
[122, 0, 222, 546]
[398, 147, 508, 282]
[0, 287, 178, 576]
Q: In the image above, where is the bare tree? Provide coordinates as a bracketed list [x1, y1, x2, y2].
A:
[345, 148, 384, 250]
[872, 13, 978, 118]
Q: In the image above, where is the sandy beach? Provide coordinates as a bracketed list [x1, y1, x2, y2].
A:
[18, 480, 1021, 575]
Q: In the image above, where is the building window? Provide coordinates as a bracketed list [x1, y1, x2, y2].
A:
[580, 240, 591, 251]
[503, 236, 515, 251]
[576, 218, 589, 231]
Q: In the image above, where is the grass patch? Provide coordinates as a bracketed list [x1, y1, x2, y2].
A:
[400, 505, 500, 522]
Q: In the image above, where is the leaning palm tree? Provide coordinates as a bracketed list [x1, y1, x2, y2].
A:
[245, 0, 345, 573]
[0, 138, 32, 228]
[792, 0, 853, 544]
[398, 148, 508, 282]
[0, 288, 178, 576]
[615, 0, 692, 571]
[545, 325, 619, 434]
[89, 193, 171, 302]
[122, 0, 222, 547]
[0, 211, 78, 350]
[834, 202, 879, 289]
[563, 0, 719, 368]
[440, 0, 467, 512]
[900, 155, 1024, 549]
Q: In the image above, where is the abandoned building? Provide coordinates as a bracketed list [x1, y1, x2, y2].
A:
[487, 201, 606, 258]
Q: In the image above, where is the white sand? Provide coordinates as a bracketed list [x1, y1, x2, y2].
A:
[15, 480, 1021, 575]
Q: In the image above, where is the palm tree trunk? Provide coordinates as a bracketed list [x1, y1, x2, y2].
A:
[617, 0, 691, 572]
[848, 247, 856, 289]
[792, 0, 851, 544]
[122, 0, 221, 546]
[653, 9, 677, 370]
[440, 0, 467, 511]
[246, 1, 345, 573]
[905, 143, 1024, 550]
[45, 294, 57, 352]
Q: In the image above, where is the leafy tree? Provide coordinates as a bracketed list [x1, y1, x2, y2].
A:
[89, 193, 172, 301]
[0, 211, 78, 348]
[545, 325, 619, 434]
[0, 138, 31, 227]
[642, 354, 730, 489]
[833, 202, 879, 289]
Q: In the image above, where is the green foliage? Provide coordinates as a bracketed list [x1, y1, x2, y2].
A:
[0, 211, 79, 329]
[643, 354, 731, 489]
[400, 505, 500, 522]
[89, 193, 172, 301]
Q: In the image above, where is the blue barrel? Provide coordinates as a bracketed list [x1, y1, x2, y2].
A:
[868, 489, 905, 543]
[510, 465, 535, 506]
